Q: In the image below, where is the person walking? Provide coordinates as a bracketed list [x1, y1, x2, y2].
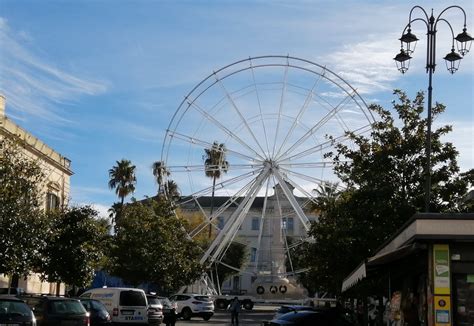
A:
[228, 297, 241, 326]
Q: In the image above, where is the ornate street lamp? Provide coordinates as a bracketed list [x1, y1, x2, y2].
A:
[395, 6, 473, 212]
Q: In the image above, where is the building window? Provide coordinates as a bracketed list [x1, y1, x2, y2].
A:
[46, 193, 59, 211]
[251, 217, 260, 230]
[282, 217, 294, 231]
[250, 248, 257, 262]
[217, 216, 225, 230]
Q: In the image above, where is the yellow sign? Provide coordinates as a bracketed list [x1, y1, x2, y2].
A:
[433, 244, 450, 295]
[434, 295, 451, 326]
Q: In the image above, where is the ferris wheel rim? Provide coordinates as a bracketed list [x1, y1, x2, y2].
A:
[160, 55, 373, 279]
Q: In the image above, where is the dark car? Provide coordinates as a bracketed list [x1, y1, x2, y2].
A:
[0, 295, 36, 326]
[265, 308, 357, 326]
[79, 298, 111, 326]
[273, 305, 317, 319]
[21, 295, 89, 326]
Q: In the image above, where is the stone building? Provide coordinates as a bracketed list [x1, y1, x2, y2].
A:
[180, 181, 317, 298]
[0, 95, 73, 294]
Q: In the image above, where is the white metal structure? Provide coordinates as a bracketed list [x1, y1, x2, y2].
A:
[161, 56, 374, 296]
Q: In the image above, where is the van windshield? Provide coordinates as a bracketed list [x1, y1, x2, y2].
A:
[120, 291, 146, 306]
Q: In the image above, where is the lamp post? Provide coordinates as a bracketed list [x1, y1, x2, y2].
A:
[394, 6, 473, 212]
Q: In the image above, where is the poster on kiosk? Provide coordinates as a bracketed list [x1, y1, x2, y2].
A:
[433, 244, 451, 326]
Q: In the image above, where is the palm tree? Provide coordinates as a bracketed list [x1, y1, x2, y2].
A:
[203, 142, 229, 238]
[312, 182, 339, 217]
[165, 179, 181, 202]
[152, 160, 170, 196]
[108, 159, 137, 206]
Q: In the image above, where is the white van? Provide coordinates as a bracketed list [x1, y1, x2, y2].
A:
[80, 287, 148, 324]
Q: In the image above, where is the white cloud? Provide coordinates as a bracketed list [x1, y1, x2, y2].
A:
[0, 17, 107, 123]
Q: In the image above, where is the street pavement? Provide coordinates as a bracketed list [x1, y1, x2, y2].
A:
[175, 305, 276, 326]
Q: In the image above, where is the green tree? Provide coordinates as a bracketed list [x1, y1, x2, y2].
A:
[164, 179, 181, 203]
[203, 142, 229, 238]
[152, 161, 169, 196]
[209, 242, 247, 292]
[300, 90, 473, 294]
[0, 138, 48, 291]
[111, 198, 203, 293]
[108, 159, 137, 207]
[40, 206, 111, 295]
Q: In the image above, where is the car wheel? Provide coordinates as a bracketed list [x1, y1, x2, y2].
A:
[203, 315, 212, 321]
[216, 299, 228, 309]
[182, 307, 192, 320]
[243, 301, 254, 310]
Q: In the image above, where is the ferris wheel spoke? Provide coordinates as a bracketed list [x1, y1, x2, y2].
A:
[201, 166, 271, 266]
[282, 177, 320, 206]
[254, 177, 271, 274]
[275, 90, 357, 162]
[281, 123, 372, 162]
[272, 60, 289, 157]
[249, 58, 271, 157]
[274, 71, 324, 159]
[213, 72, 267, 158]
[185, 96, 266, 161]
[178, 169, 263, 207]
[166, 130, 264, 163]
[167, 163, 262, 173]
[188, 177, 258, 239]
[274, 170, 311, 232]
[278, 166, 329, 187]
[277, 161, 339, 169]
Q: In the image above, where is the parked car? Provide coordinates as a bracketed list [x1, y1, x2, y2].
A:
[146, 295, 163, 325]
[273, 305, 318, 320]
[80, 287, 148, 324]
[79, 298, 112, 325]
[0, 295, 36, 326]
[265, 308, 357, 326]
[168, 294, 214, 321]
[0, 288, 26, 296]
[156, 297, 177, 325]
[21, 295, 89, 326]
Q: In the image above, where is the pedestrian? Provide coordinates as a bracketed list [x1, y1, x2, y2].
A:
[228, 297, 241, 326]
[164, 308, 177, 326]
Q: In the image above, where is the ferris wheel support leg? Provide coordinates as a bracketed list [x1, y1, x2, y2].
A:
[200, 166, 271, 266]
[273, 169, 311, 232]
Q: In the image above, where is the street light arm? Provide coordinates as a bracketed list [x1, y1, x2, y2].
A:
[409, 5, 430, 24]
[401, 18, 429, 36]
[435, 18, 457, 48]
[436, 5, 468, 28]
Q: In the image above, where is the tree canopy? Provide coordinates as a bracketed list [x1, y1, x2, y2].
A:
[110, 198, 203, 293]
[0, 138, 47, 283]
[40, 206, 111, 291]
[300, 90, 474, 294]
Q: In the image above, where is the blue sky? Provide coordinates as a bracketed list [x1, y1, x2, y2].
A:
[1, 0, 473, 217]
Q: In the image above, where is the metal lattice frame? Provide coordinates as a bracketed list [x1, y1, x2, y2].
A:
[161, 55, 375, 279]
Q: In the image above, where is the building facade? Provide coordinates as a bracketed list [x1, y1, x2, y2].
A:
[0, 95, 73, 294]
[180, 182, 318, 299]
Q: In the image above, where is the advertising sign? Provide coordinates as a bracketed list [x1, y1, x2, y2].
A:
[433, 244, 450, 295]
[434, 296, 451, 326]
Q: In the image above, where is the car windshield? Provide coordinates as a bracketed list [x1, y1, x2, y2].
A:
[159, 298, 171, 306]
[0, 300, 31, 316]
[120, 291, 146, 306]
[50, 300, 86, 315]
[147, 297, 161, 305]
[194, 296, 211, 302]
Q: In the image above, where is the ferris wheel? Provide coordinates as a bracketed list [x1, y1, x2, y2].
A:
[161, 55, 374, 292]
